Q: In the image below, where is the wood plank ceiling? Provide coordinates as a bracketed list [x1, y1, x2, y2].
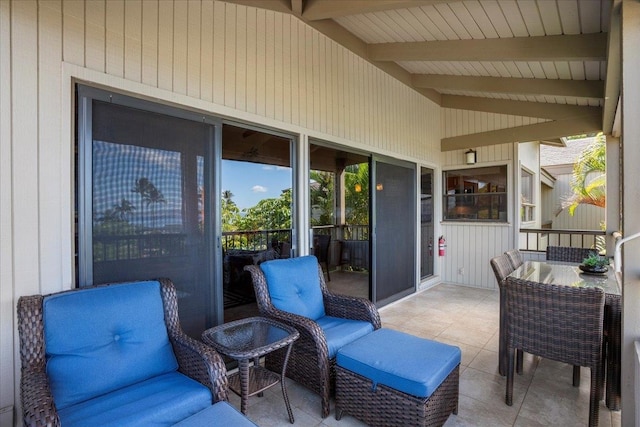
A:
[221, 0, 620, 151]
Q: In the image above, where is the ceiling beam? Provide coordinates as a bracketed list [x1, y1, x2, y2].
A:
[441, 113, 602, 151]
[369, 33, 607, 62]
[301, 0, 454, 21]
[441, 95, 602, 120]
[220, 0, 293, 14]
[413, 74, 604, 99]
[603, 0, 621, 134]
[307, 18, 442, 104]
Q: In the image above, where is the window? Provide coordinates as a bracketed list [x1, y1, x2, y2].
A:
[521, 168, 535, 222]
[443, 166, 508, 222]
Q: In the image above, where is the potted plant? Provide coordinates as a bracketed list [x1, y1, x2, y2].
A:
[579, 252, 609, 274]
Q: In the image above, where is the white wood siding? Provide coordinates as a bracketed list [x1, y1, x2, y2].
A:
[0, 1, 444, 423]
[545, 173, 605, 230]
[441, 107, 549, 139]
[441, 142, 515, 289]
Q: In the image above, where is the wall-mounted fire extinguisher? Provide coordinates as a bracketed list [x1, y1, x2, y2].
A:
[438, 235, 446, 257]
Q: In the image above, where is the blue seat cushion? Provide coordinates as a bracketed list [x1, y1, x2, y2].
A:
[57, 372, 211, 427]
[260, 255, 325, 320]
[172, 401, 259, 427]
[43, 281, 178, 409]
[316, 316, 375, 359]
[336, 328, 461, 398]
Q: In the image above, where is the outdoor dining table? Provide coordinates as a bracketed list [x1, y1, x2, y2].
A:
[506, 260, 621, 411]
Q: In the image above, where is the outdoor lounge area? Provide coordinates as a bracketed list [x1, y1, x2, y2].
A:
[4, 1, 640, 426]
[220, 283, 621, 427]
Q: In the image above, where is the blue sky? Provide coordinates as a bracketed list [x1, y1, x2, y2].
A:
[222, 160, 292, 211]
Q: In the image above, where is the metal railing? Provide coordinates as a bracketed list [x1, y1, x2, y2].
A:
[518, 228, 606, 253]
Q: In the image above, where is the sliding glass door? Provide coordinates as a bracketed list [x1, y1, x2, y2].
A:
[77, 87, 220, 338]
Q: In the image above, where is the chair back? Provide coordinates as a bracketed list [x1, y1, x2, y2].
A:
[546, 246, 595, 263]
[504, 249, 523, 269]
[490, 254, 514, 287]
[313, 234, 331, 263]
[506, 278, 604, 367]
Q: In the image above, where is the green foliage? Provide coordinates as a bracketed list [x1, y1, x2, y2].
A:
[582, 251, 609, 268]
[221, 190, 241, 232]
[310, 170, 334, 226]
[237, 189, 292, 231]
[344, 163, 369, 225]
[562, 134, 606, 216]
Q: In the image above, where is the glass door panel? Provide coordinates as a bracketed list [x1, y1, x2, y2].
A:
[373, 159, 416, 305]
[420, 167, 434, 279]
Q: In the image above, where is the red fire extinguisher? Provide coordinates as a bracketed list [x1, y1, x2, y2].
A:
[438, 236, 446, 257]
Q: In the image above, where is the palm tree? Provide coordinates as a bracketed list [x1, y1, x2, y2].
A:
[113, 198, 136, 221]
[131, 178, 165, 230]
[560, 134, 606, 216]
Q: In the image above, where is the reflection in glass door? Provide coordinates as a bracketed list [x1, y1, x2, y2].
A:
[309, 142, 370, 299]
[221, 125, 293, 322]
[420, 168, 434, 279]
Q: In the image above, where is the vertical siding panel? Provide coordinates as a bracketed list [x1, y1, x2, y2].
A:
[318, 34, 327, 133]
[311, 29, 320, 130]
[141, 0, 158, 87]
[172, 0, 187, 95]
[0, 0, 14, 415]
[212, 0, 225, 105]
[304, 25, 313, 129]
[62, 0, 84, 66]
[233, 4, 246, 111]
[244, 6, 256, 114]
[157, 0, 173, 91]
[200, 0, 214, 102]
[124, 0, 141, 82]
[273, 12, 283, 121]
[254, 8, 265, 117]
[264, 10, 274, 118]
[187, 0, 201, 98]
[12, 0, 40, 294]
[331, 42, 339, 137]
[85, 0, 105, 72]
[39, 0, 64, 293]
[289, 19, 299, 126]
[282, 16, 291, 123]
[105, 0, 124, 77]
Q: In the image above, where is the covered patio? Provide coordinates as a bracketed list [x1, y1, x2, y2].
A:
[2, 0, 640, 426]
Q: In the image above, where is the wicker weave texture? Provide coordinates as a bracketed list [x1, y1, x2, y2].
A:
[546, 246, 594, 263]
[244, 263, 381, 418]
[489, 254, 514, 376]
[17, 279, 229, 427]
[335, 364, 459, 427]
[505, 278, 604, 427]
[504, 249, 524, 269]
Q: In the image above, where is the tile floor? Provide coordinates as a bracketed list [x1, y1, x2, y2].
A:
[225, 283, 621, 427]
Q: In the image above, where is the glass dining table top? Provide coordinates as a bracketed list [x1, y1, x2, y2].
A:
[508, 261, 621, 296]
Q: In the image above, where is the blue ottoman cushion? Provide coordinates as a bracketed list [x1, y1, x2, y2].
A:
[172, 401, 259, 427]
[336, 328, 461, 398]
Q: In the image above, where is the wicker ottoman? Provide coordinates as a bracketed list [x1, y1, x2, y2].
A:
[335, 329, 461, 427]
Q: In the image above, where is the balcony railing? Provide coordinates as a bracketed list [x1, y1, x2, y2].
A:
[518, 228, 606, 253]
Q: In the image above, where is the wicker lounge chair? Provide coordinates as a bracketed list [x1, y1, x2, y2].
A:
[17, 278, 230, 427]
[245, 255, 381, 418]
[505, 278, 604, 427]
[546, 246, 594, 263]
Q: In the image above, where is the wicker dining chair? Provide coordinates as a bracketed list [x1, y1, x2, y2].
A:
[313, 234, 332, 281]
[490, 254, 517, 377]
[245, 258, 381, 418]
[546, 246, 594, 263]
[504, 249, 524, 270]
[505, 278, 604, 427]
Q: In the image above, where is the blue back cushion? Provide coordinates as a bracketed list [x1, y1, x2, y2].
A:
[260, 255, 325, 320]
[44, 281, 178, 409]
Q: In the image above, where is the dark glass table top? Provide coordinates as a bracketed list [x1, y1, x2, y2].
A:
[202, 316, 299, 359]
[508, 261, 620, 296]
